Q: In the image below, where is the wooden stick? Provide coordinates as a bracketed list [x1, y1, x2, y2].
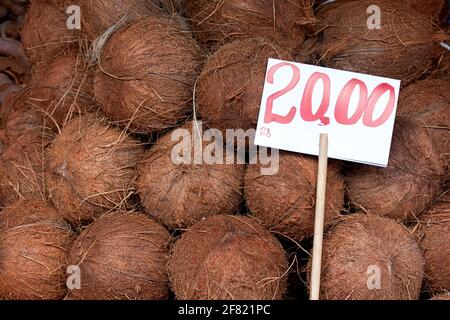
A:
[310, 133, 329, 300]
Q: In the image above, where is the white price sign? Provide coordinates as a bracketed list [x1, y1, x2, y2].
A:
[255, 59, 401, 167]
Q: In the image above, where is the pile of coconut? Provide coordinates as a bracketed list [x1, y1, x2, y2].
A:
[0, 0, 448, 301]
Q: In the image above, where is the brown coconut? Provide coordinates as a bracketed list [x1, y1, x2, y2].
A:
[197, 38, 290, 145]
[0, 131, 52, 208]
[138, 121, 244, 230]
[307, 0, 441, 85]
[398, 79, 450, 177]
[345, 117, 444, 221]
[184, 0, 314, 53]
[313, 214, 424, 300]
[245, 152, 344, 241]
[0, 200, 74, 300]
[94, 17, 203, 134]
[79, 0, 169, 40]
[46, 114, 145, 226]
[21, 1, 81, 65]
[415, 201, 450, 293]
[29, 49, 96, 129]
[169, 215, 289, 300]
[68, 212, 170, 300]
[0, 88, 50, 147]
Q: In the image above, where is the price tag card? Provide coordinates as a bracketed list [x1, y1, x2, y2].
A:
[255, 59, 401, 167]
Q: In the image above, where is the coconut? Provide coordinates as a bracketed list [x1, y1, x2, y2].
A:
[29, 48, 96, 129]
[21, 1, 81, 65]
[46, 114, 145, 226]
[312, 214, 424, 300]
[169, 215, 289, 300]
[184, 0, 314, 53]
[245, 152, 344, 241]
[68, 212, 170, 300]
[94, 17, 203, 134]
[0, 88, 50, 147]
[345, 117, 444, 221]
[196, 38, 290, 146]
[79, 0, 169, 40]
[0, 131, 52, 208]
[415, 201, 450, 293]
[306, 0, 441, 85]
[398, 79, 450, 178]
[138, 121, 244, 230]
[0, 200, 74, 300]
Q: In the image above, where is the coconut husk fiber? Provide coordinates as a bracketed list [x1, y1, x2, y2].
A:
[245, 152, 344, 241]
[435, 28, 450, 81]
[398, 79, 450, 179]
[46, 114, 145, 226]
[169, 215, 289, 300]
[414, 200, 450, 293]
[345, 117, 444, 221]
[138, 121, 244, 230]
[311, 214, 424, 300]
[79, 0, 170, 40]
[94, 16, 203, 134]
[0, 131, 53, 208]
[0, 200, 75, 300]
[430, 292, 450, 300]
[21, 1, 81, 65]
[29, 48, 96, 130]
[196, 38, 290, 146]
[68, 212, 170, 300]
[184, 0, 315, 53]
[305, 0, 442, 85]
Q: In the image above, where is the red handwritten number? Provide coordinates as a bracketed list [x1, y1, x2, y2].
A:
[300, 72, 331, 125]
[264, 62, 300, 124]
[335, 79, 368, 125]
[363, 83, 396, 128]
[263, 62, 396, 128]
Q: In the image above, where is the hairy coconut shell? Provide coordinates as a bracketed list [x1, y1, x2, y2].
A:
[0, 200, 63, 231]
[94, 17, 203, 134]
[29, 49, 96, 129]
[308, 0, 441, 85]
[184, 0, 314, 52]
[399, 79, 450, 178]
[245, 152, 344, 241]
[0, 88, 49, 146]
[21, 1, 81, 65]
[68, 212, 170, 300]
[79, 0, 169, 40]
[313, 214, 423, 300]
[0, 200, 74, 300]
[0, 132, 52, 208]
[415, 201, 450, 293]
[169, 215, 289, 300]
[138, 121, 244, 230]
[345, 118, 444, 221]
[197, 38, 289, 145]
[46, 114, 145, 226]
